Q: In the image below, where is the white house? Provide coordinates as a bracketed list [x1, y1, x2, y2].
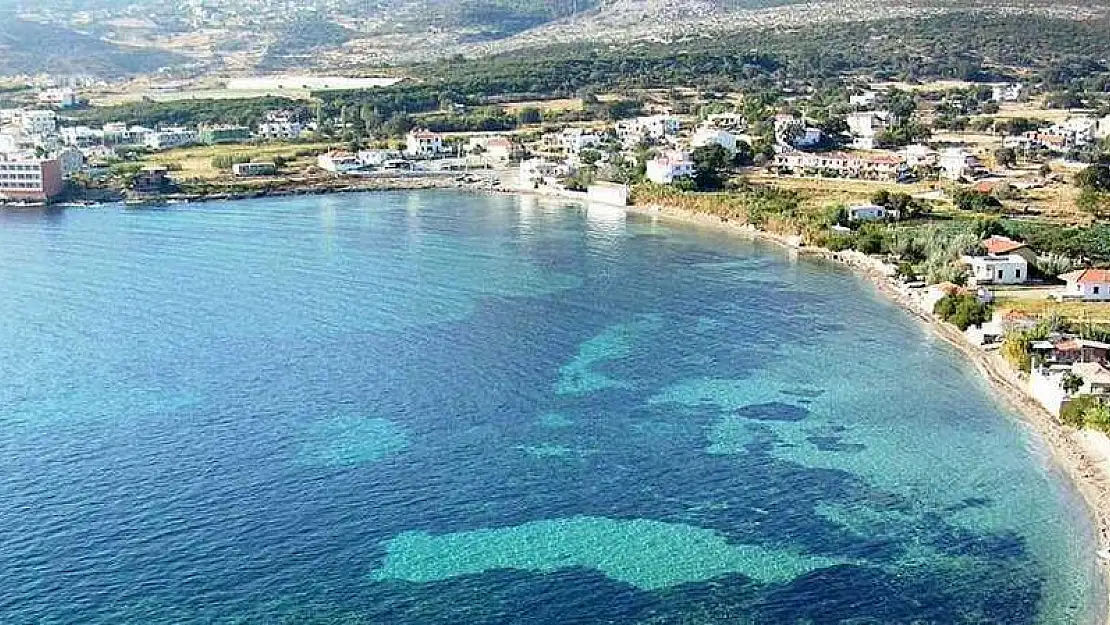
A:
[1097, 115, 1110, 140]
[646, 151, 695, 184]
[939, 148, 984, 181]
[847, 203, 888, 222]
[405, 129, 444, 158]
[962, 254, 1029, 286]
[1057, 269, 1110, 301]
[145, 127, 197, 150]
[358, 149, 402, 167]
[19, 110, 56, 135]
[37, 88, 78, 108]
[900, 144, 937, 167]
[991, 83, 1024, 103]
[54, 147, 84, 177]
[849, 91, 878, 108]
[1030, 362, 1110, 416]
[518, 159, 569, 188]
[255, 121, 304, 141]
[559, 128, 604, 154]
[636, 115, 681, 139]
[468, 136, 515, 164]
[691, 127, 739, 155]
[317, 152, 362, 173]
[773, 115, 822, 149]
[845, 111, 889, 150]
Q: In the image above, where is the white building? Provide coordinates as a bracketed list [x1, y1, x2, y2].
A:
[900, 144, 937, 167]
[845, 111, 889, 150]
[358, 149, 402, 167]
[54, 147, 84, 176]
[1098, 115, 1110, 140]
[691, 127, 739, 155]
[467, 136, 515, 164]
[61, 125, 103, 148]
[255, 121, 304, 141]
[145, 127, 197, 150]
[636, 115, 681, 139]
[962, 254, 1029, 285]
[1057, 269, 1110, 301]
[991, 83, 1024, 103]
[773, 115, 822, 149]
[317, 152, 362, 173]
[19, 110, 57, 135]
[646, 151, 695, 184]
[849, 91, 878, 108]
[939, 148, 984, 181]
[232, 162, 277, 177]
[1030, 362, 1110, 416]
[847, 204, 888, 222]
[559, 128, 604, 154]
[518, 159, 568, 188]
[37, 88, 78, 108]
[405, 129, 444, 158]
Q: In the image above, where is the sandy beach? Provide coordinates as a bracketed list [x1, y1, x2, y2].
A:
[625, 200, 1110, 623]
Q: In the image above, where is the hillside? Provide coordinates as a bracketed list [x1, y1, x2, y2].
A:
[0, 14, 187, 77]
[5, 0, 1110, 76]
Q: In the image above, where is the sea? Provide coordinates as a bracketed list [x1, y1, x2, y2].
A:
[0, 191, 1102, 624]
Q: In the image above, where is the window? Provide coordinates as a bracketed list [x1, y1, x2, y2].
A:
[1015, 269, 1021, 279]
[997, 270, 1004, 280]
[1096, 286, 1102, 295]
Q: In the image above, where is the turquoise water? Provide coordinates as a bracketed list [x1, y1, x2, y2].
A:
[0, 191, 1102, 623]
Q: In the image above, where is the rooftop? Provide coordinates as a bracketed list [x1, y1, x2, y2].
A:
[1060, 268, 1110, 285]
[982, 235, 1028, 256]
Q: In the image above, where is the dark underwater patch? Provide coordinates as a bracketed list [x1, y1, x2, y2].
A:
[806, 435, 866, 454]
[735, 402, 811, 422]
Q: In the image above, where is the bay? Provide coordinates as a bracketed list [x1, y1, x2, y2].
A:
[0, 191, 1101, 624]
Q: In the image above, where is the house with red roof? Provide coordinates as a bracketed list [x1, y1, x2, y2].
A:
[1057, 268, 1110, 301]
[981, 235, 1037, 265]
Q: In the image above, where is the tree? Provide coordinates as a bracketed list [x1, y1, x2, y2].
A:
[1062, 371, 1085, 395]
[934, 293, 990, 330]
[1076, 163, 1110, 192]
[517, 107, 542, 125]
[691, 144, 731, 191]
[953, 189, 1002, 212]
[1077, 188, 1110, 217]
[994, 147, 1017, 168]
[579, 149, 602, 166]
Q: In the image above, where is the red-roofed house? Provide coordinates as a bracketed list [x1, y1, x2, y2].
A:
[1058, 268, 1110, 301]
[981, 235, 1037, 265]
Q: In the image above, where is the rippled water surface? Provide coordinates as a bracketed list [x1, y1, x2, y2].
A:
[0, 192, 1103, 623]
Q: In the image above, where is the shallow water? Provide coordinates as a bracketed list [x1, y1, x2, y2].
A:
[0, 191, 1102, 624]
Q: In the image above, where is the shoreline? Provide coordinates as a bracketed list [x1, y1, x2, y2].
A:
[8, 180, 1109, 618]
[626, 201, 1110, 624]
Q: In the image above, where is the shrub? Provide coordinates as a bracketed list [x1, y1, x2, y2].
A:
[934, 293, 990, 330]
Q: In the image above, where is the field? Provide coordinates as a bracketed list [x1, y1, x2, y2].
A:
[994, 295, 1110, 323]
[90, 75, 405, 106]
[140, 142, 334, 180]
[498, 98, 583, 112]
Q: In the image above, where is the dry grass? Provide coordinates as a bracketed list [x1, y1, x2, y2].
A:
[745, 172, 939, 207]
[995, 296, 1110, 323]
[140, 142, 333, 180]
[499, 98, 583, 112]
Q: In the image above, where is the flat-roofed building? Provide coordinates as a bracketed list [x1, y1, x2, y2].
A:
[0, 157, 63, 201]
